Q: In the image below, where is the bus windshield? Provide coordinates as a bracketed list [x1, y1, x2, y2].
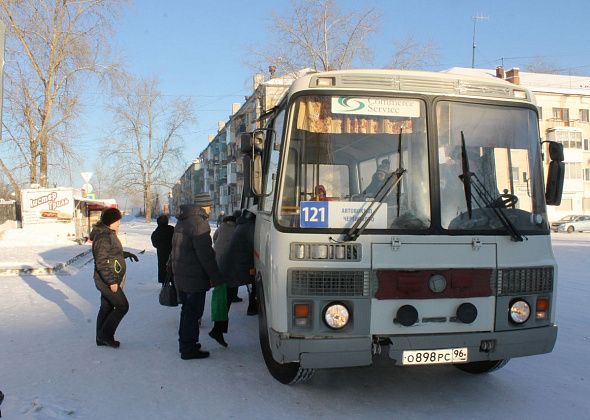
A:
[437, 101, 547, 233]
[277, 95, 430, 230]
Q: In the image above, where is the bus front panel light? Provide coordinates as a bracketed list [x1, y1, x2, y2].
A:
[509, 299, 531, 324]
[294, 244, 306, 259]
[311, 244, 328, 259]
[323, 303, 350, 329]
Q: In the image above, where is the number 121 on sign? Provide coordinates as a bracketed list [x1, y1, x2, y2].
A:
[300, 201, 328, 228]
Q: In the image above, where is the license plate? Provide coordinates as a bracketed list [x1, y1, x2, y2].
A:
[402, 348, 468, 365]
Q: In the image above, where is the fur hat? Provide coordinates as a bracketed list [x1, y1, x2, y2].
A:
[101, 207, 122, 226]
[194, 192, 213, 208]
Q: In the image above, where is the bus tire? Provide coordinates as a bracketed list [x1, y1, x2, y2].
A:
[257, 277, 315, 385]
[454, 359, 509, 374]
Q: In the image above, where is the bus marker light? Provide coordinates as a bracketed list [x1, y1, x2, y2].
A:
[536, 297, 549, 320]
[294, 303, 311, 327]
[295, 244, 306, 259]
[315, 77, 335, 87]
[311, 244, 328, 259]
[294, 303, 310, 318]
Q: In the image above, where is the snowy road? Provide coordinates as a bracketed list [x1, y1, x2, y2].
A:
[0, 223, 589, 419]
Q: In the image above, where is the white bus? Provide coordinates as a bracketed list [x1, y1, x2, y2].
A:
[240, 69, 564, 384]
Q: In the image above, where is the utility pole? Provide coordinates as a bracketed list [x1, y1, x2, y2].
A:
[471, 14, 489, 68]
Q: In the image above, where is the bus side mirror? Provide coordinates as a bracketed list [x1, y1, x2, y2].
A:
[240, 133, 253, 154]
[242, 154, 264, 197]
[548, 141, 564, 161]
[240, 131, 265, 155]
[545, 141, 564, 206]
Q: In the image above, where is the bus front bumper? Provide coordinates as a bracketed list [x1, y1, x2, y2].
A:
[388, 325, 557, 365]
[271, 325, 557, 369]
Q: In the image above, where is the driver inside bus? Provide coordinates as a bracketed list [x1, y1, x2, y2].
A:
[313, 184, 328, 201]
[363, 159, 391, 197]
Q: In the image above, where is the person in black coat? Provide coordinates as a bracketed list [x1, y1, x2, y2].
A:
[90, 208, 138, 348]
[220, 208, 257, 316]
[151, 215, 174, 283]
[170, 193, 225, 360]
[208, 211, 239, 347]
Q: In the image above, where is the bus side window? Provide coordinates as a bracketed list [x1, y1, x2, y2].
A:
[262, 109, 285, 212]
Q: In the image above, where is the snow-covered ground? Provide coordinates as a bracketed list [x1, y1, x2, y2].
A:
[0, 220, 589, 419]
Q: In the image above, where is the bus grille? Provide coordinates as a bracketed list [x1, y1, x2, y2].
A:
[497, 267, 554, 296]
[290, 270, 369, 297]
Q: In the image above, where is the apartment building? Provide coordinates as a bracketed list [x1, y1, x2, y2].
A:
[171, 68, 299, 219]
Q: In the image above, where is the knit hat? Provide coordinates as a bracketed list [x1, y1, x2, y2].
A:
[101, 207, 122, 226]
[194, 192, 213, 208]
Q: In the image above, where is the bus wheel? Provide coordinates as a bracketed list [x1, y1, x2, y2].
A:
[257, 280, 315, 384]
[454, 359, 509, 374]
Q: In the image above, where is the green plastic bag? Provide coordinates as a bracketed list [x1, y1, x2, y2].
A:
[211, 283, 228, 322]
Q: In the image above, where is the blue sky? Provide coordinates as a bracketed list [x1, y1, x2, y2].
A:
[77, 0, 590, 180]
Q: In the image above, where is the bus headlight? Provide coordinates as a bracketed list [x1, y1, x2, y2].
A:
[509, 299, 531, 324]
[323, 303, 350, 329]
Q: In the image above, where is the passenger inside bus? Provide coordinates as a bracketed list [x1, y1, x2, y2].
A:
[363, 159, 391, 197]
[313, 184, 328, 201]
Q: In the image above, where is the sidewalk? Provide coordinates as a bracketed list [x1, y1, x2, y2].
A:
[0, 227, 92, 275]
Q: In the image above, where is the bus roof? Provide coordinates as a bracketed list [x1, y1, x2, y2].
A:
[287, 69, 535, 104]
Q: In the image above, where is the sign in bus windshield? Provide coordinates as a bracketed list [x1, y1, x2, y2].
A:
[332, 97, 421, 118]
[300, 201, 388, 229]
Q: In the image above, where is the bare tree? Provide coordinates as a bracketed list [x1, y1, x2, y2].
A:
[0, 0, 121, 188]
[386, 35, 440, 70]
[249, 0, 439, 76]
[108, 73, 194, 222]
[250, 0, 379, 74]
[523, 56, 565, 75]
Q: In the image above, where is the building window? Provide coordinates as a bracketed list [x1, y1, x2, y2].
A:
[585, 138, 590, 151]
[559, 198, 573, 211]
[565, 162, 582, 180]
[573, 131, 583, 149]
[538, 107, 542, 120]
[584, 168, 590, 181]
[580, 109, 589, 123]
[552, 107, 570, 126]
[511, 167, 520, 181]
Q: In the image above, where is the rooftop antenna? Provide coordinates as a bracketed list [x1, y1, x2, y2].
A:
[471, 14, 489, 68]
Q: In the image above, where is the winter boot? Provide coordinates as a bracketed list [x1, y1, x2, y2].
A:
[181, 349, 210, 360]
[96, 337, 121, 348]
[209, 329, 228, 348]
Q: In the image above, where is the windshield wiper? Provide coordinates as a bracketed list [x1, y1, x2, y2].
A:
[458, 131, 524, 242]
[458, 132, 474, 218]
[342, 167, 406, 242]
[396, 129, 404, 217]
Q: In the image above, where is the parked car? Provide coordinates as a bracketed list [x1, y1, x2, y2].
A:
[551, 215, 590, 233]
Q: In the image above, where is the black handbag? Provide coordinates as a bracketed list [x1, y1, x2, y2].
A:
[159, 279, 178, 307]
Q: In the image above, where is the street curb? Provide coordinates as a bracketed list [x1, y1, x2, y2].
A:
[0, 248, 92, 276]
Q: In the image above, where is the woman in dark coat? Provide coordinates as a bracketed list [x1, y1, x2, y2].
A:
[90, 208, 138, 348]
[170, 197, 225, 360]
[222, 209, 257, 316]
[151, 215, 174, 283]
[208, 211, 240, 347]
